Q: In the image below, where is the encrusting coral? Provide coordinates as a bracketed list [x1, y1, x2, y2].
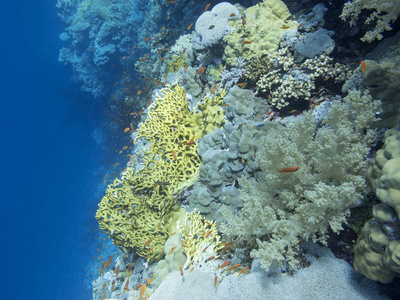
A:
[221, 90, 381, 270]
[223, 0, 298, 66]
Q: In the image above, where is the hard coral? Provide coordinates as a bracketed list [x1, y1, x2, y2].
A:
[179, 210, 223, 269]
[96, 84, 226, 261]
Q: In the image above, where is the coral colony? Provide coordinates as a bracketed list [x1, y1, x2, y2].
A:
[57, 0, 400, 298]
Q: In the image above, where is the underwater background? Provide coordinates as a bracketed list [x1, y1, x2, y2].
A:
[2, 0, 400, 299]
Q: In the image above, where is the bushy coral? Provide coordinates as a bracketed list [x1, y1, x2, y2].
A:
[254, 47, 350, 110]
[340, 0, 400, 42]
[221, 90, 381, 270]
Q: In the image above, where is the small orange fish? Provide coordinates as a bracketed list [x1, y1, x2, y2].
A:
[169, 246, 177, 255]
[205, 256, 215, 262]
[160, 57, 167, 60]
[139, 109, 144, 115]
[182, 138, 196, 146]
[277, 167, 299, 173]
[135, 283, 141, 290]
[280, 25, 290, 29]
[360, 60, 366, 73]
[218, 260, 231, 269]
[172, 149, 177, 161]
[124, 127, 130, 133]
[196, 66, 206, 75]
[114, 163, 119, 167]
[240, 41, 252, 44]
[238, 266, 248, 277]
[184, 65, 188, 72]
[226, 263, 241, 271]
[140, 58, 147, 62]
[205, 230, 212, 237]
[161, 27, 166, 31]
[182, 49, 186, 55]
[143, 38, 150, 41]
[230, 13, 236, 17]
[180, 265, 184, 276]
[139, 283, 146, 298]
[123, 278, 129, 292]
[236, 83, 245, 87]
[131, 50, 135, 55]
[143, 237, 154, 247]
[137, 90, 142, 95]
[214, 275, 217, 287]
[211, 84, 216, 93]
[166, 1, 175, 4]
[146, 277, 152, 286]
[115, 265, 120, 276]
[187, 23, 193, 30]
[204, 3, 210, 11]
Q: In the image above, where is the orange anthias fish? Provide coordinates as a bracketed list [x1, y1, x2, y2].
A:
[280, 25, 290, 29]
[277, 167, 299, 173]
[184, 65, 189, 72]
[226, 263, 241, 271]
[171, 149, 177, 161]
[123, 278, 129, 292]
[196, 66, 206, 74]
[187, 23, 193, 30]
[217, 260, 231, 269]
[240, 41, 252, 44]
[238, 266, 248, 277]
[360, 60, 366, 73]
[180, 265, 184, 276]
[139, 283, 146, 298]
[214, 275, 218, 287]
[143, 237, 154, 247]
[166, 1, 175, 4]
[204, 3, 210, 11]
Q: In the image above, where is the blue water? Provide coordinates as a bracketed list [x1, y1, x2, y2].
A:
[1, 1, 104, 299]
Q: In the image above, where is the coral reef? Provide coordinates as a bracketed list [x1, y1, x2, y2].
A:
[221, 90, 381, 270]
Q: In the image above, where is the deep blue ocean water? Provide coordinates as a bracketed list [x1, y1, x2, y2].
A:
[1, 1, 105, 299]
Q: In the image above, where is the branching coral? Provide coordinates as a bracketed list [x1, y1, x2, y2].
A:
[340, 0, 400, 42]
[221, 90, 381, 270]
[178, 210, 223, 269]
[96, 84, 226, 261]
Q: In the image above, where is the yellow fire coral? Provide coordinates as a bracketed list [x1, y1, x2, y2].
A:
[178, 210, 223, 269]
[96, 84, 226, 262]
